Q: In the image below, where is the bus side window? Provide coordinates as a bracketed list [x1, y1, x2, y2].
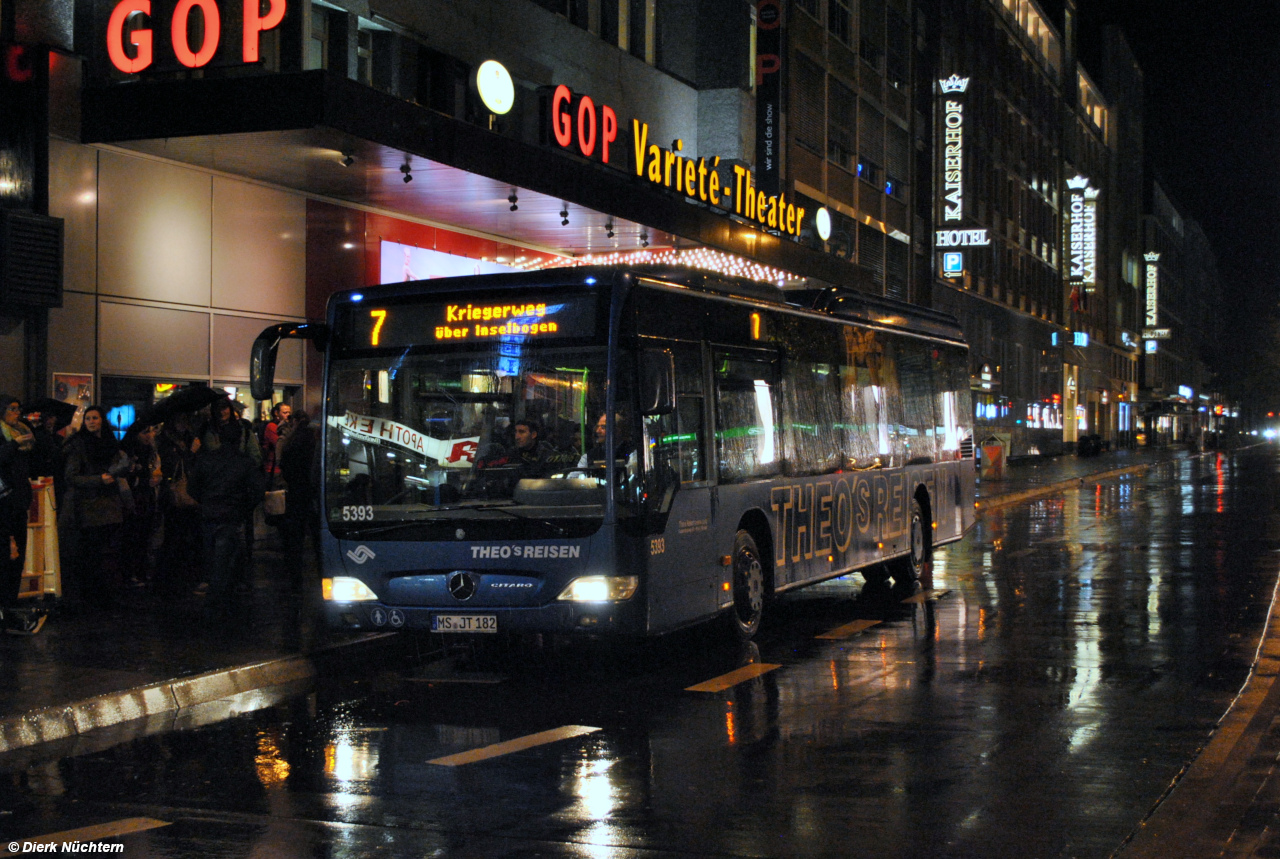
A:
[714, 349, 781, 482]
[642, 344, 704, 505]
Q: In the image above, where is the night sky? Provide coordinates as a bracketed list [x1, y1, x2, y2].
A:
[1074, 1, 1280, 372]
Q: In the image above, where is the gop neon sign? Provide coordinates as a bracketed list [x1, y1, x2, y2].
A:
[106, 0, 287, 73]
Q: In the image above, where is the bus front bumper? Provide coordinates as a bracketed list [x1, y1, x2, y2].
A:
[323, 599, 642, 635]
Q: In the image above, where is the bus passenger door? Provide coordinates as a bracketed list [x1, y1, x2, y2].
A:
[640, 341, 716, 632]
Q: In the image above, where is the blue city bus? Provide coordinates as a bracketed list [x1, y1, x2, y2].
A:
[251, 266, 976, 640]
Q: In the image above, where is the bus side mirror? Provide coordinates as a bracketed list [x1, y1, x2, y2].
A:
[640, 348, 675, 416]
[250, 322, 330, 401]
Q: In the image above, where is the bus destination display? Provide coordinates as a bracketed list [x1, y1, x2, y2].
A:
[344, 294, 596, 349]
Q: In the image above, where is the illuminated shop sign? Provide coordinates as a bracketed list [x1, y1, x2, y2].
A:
[548, 84, 806, 239]
[1142, 328, 1171, 340]
[935, 229, 989, 247]
[941, 252, 963, 277]
[1067, 176, 1099, 288]
[938, 75, 969, 223]
[103, 0, 287, 73]
[1144, 252, 1160, 328]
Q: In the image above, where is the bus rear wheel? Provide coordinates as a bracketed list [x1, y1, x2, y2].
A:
[728, 530, 765, 641]
[888, 498, 928, 589]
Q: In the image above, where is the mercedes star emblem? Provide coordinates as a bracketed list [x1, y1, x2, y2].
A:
[448, 571, 477, 600]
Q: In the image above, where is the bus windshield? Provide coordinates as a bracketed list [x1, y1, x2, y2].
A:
[324, 344, 608, 540]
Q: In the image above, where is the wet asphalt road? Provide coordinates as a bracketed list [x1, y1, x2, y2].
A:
[2, 448, 1278, 858]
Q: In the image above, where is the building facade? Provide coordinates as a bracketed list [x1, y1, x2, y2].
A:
[1, 0, 1224, 451]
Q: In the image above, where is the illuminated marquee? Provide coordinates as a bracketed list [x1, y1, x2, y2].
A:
[939, 76, 969, 223]
[104, 0, 287, 72]
[437, 303, 558, 340]
[548, 84, 805, 239]
[1144, 252, 1160, 328]
[346, 294, 596, 350]
[1067, 176, 1099, 288]
[935, 229, 989, 247]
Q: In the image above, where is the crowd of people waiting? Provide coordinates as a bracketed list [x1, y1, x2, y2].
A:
[0, 391, 320, 635]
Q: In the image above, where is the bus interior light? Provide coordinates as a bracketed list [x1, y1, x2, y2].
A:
[323, 577, 379, 601]
[558, 575, 639, 602]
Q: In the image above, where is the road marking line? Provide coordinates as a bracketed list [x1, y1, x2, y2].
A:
[685, 663, 782, 693]
[902, 588, 950, 604]
[816, 618, 882, 640]
[428, 725, 600, 766]
[1, 818, 171, 854]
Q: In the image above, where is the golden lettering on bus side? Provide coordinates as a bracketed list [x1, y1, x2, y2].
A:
[834, 477, 854, 553]
[769, 486, 793, 569]
[794, 483, 813, 563]
[873, 475, 889, 541]
[855, 477, 872, 534]
[889, 473, 906, 538]
[816, 482, 833, 555]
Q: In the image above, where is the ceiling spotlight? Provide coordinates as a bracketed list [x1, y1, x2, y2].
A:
[508, 189, 518, 211]
[401, 162, 413, 183]
[605, 219, 615, 239]
[560, 205, 569, 226]
[640, 231, 649, 248]
[340, 152, 355, 167]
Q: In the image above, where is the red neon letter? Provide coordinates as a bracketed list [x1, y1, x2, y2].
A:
[601, 105, 617, 164]
[106, 0, 153, 74]
[5, 46, 32, 83]
[172, 0, 221, 68]
[551, 85, 573, 148]
[577, 95, 597, 158]
[756, 54, 780, 85]
[243, 0, 286, 63]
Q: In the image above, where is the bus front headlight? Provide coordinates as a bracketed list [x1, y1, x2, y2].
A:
[323, 576, 379, 601]
[557, 575, 638, 602]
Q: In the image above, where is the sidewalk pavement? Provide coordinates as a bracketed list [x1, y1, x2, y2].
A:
[0, 443, 1272, 857]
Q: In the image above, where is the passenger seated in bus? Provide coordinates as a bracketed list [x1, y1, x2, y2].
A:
[574, 412, 637, 479]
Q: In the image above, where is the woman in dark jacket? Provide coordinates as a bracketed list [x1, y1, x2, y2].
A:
[0, 394, 39, 631]
[62, 405, 127, 606]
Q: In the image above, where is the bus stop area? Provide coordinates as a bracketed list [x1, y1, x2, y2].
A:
[0, 442, 1274, 857]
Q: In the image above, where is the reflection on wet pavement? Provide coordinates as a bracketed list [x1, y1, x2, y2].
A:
[1, 450, 1277, 859]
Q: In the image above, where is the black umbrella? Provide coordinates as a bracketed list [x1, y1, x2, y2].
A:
[144, 386, 229, 424]
[26, 397, 78, 431]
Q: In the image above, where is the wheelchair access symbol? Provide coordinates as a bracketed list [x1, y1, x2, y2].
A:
[388, 609, 405, 628]
[347, 545, 376, 564]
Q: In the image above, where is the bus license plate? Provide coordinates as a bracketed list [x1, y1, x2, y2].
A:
[431, 614, 498, 634]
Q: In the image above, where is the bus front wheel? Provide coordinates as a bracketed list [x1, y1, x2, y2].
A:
[728, 530, 765, 640]
[888, 498, 928, 588]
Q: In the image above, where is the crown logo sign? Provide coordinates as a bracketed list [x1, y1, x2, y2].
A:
[1084, 187, 1100, 200]
[1066, 175, 1090, 190]
[939, 75, 970, 93]
[1144, 252, 1161, 262]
